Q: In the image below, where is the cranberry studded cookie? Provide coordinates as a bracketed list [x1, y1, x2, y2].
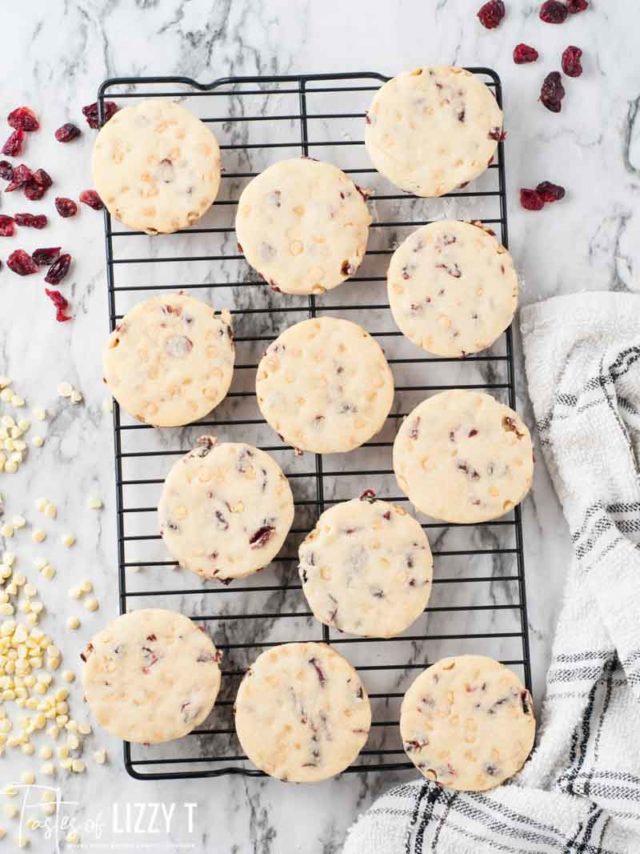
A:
[81, 609, 222, 744]
[103, 293, 234, 427]
[256, 317, 394, 454]
[234, 642, 371, 782]
[235, 158, 371, 295]
[298, 492, 433, 638]
[400, 655, 535, 791]
[92, 99, 221, 234]
[158, 437, 294, 582]
[365, 67, 503, 197]
[393, 390, 533, 524]
[388, 221, 518, 357]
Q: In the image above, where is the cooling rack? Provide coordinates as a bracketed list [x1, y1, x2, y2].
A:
[97, 69, 531, 780]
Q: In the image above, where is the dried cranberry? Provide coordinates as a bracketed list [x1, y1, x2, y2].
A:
[539, 1, 568, 23]
[44, 253, 71, 285]
[44, 289, 72, 322]
[562, 45, 583, 77]
[566, 0, 587, 11]
[1, 129, 25, 157]
[23, 181, 44, 201]
[7, 107, 39, 133]
[32, 247, 61, 266]
[513, 44, 539, 64]
[540, 72, 565, 112]
[5, 164, 32, 192]
[81, 100, 119, 129]
[55, 197, 78, 218]
[14, 213, 48, 229]
[32, 168, 52, 189]
[488, 127, 507, 141]
[79, 189, 104, 211]
[54, 123, 81, 143]
[536, 181, 565, 202]
[520, 189, 545, 211]
[7, 249, 38, 276]
[0, 216, 16, 237]
[477, 0, 505, 28]
[0, 161, 13, 181]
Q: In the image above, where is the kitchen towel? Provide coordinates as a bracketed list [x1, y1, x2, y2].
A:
[344, 292, 640, 854]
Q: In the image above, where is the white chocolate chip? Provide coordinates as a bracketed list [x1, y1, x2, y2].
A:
[66, 617, 80, 630]
[57, 382, 73, 398]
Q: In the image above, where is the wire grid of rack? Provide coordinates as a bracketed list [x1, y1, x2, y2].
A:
[98, 69, 531, 780]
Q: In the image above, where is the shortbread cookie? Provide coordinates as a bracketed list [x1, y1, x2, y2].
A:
[92, 99, 221, 234]
[234, 642, 371, 782]
[393, 390, 533, 523]
[365, 67, 503, 197]
[235, 158, 371, 295]
[400, 655, 535, 791]
[256, 317, 394, 454]
[103, 293, 234, 427]
[81, 609, 221, 744]
[388, 221, 517, 357]
[298, 492, 433, 637]
[159, 437, 294, 581]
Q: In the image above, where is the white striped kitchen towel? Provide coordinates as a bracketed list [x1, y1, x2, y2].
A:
[344, 292, 640, 854]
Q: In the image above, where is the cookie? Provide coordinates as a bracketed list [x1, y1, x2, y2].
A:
[234, 642, 371, 782]
[103, 293, 234, 428]
[158, 437, 294, 582]
[298, 492, 433, 638]
[92, 99, 221, 234]
[81, 609, 221, 744]
[365, 67, 503, 197]
[400, 655, 535, 791]
[235, 158, 371, 295]
[388, 221, 518, 357]
[256, 317, 394, 454]
[393, 390, 533, 523]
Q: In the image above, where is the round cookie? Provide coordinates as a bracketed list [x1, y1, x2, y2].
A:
[81, 609, 221, 744]
[298, 492, 433, 638]
[256, 317, 394, 454]
[234, 642, 371, 782]
[393, 390, 533, 524]
[158, 437, 294, 582]
[103, 293, 234, 427]
[400, 655, 535, 791]
[92, 99, 221, 234]
[388, 221, 518, 357]
[365, 66, 503, 197]
[235, 158, 371, 295]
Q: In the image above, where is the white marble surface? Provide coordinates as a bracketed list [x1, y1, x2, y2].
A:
[0, 0, 638, 851]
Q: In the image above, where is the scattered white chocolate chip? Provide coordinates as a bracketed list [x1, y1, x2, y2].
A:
[11, 517, 25, 530]
[93, 748, 107, 765]
[32, 408, 46, 422]
[66, 617, 80, 630]
[31, 530, 46, 544]
[84, 597, 99, 613]
[61, 534, 75, 548]
[71, 759, 85, 774]
[62, 671, 75, 683]
[87, 496, 103, 510]
[79, 580, 93, 594]
[68, 587, 83, 600]
[57, 382, 73, 398]
[20, 771, 35, 785]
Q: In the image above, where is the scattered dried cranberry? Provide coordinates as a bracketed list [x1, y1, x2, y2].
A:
[562, 45, 583, 77]
[520, 189, 545, 210]
[1, 129, 25, 157]
[32, 168, 52, 189]
[488, 127, 507, 141]
[477, 0, 505, 28]
[566, 0, 587, 11]
[5, 164, 32, 192]
[7, 107, 39, 132]
[540, 72, 565, 112]
[55, 197, 78, 218]
[536, 181, 565, 202]
[32, 247, 61, 266]
[44, 253, 71, 285]
[0, 161, 13, 181]
[7, 249, 38, 276]
[539, 0, 568, 23]
[81, 100, 118, 129]
[54, 122, 81, 143]
[14, 213, 48, 229]
[79, 189, 104, 211]
[0, 216, 16, 237]
[513, 44, 539, 64]
[45, 289, 72, 322]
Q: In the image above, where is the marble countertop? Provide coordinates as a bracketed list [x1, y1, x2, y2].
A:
[0, 0, 637, 851]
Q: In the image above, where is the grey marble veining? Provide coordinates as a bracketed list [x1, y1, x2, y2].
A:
[0, 0, 638, 851]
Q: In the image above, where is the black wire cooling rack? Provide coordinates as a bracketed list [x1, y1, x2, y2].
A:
[98, 69, 531, 780]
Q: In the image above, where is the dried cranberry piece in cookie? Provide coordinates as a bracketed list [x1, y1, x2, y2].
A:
[249, 526, 275, 548]
[8, 106, 39, 132]
[562, 45, 583, 77]
[520, 189, 545, 210]
[55, 197, 78, 218]
[7, 249, 38, 276]
[5, 163, 32, 192]
[44, 253, 71, 285]
[488, 127, 507, 141]
[54, 122, 81, 143]
[566, 0, 587, 11]
[539, 0, 568, 23]
[540, 72, 565, 112]
[14, 213, 48, 229]
[0, 161, 14, 181]
[32, 247, 61, 266]
[513, 44, 539, 64]
[0, 216, 16, 237]
[477, 0, 505, 28]
[81, 100, 119, 129]
[1, 129, 25, 157]
[79, 189, 104, 210]
[45, 289, 72, 322]
[536, 181, 565, 203]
